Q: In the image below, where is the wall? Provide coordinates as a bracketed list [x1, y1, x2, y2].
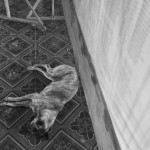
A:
[62, 0, 121, 150]
[66, 0, 150, 150]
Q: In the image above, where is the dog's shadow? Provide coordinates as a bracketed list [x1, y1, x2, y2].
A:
[18, 115, 51, 142]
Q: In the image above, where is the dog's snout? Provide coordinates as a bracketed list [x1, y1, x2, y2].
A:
[35, 119, 44, 129]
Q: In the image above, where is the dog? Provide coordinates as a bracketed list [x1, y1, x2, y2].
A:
[0, 64, 79, 134]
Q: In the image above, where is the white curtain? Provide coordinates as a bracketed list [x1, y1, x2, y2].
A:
[73, 0, 150, 149]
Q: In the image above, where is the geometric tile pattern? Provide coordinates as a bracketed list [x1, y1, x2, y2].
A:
[44, 20, 65, 33]
[49, 59, 63, 68]
[32, 0, 50, 17]
[70, 111, 94, 141]
[0, 34, 10, 42]
[0, 92, 28, 128]
[24, 27, 47, 41]
[0, 61, 31, 87]
[54, 0, 64, 16]
[10, 0, 29, 12]
[63, 47, 76, 65]
[0, 27, 11, 35]
[42, 0, 64, 17]
[40, 35, 69, 55]
[0, 1, 97, 149]
[2, 36, 32, 56]
[9, 0, 41, 19]
[21, 77, 47, 94]
[44, 130, 86, 150]
[42, 0, 52, 16]
[0, 86, 4, 94]
[0, 53, 8, 65]
[23, 49, 48, 65]
[55, 25, 70, 41]
[0, 27, 11, 41]
[56, 99, 79, 124]
[0, 0, 5, 14]
[0, 135, 24, 150]
[5, 21, 29, 32]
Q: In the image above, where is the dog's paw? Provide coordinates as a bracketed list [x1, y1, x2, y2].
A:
[28, 64, 40, 70]
[5, 97, 14, 101]
[27, 66, 32, 70]
[0, 102, 4, 106]
[0, 102, 13, 106]
[27, 66, 34, 70]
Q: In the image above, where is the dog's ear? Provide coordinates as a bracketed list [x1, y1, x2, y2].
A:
[44, 132, 49, 140]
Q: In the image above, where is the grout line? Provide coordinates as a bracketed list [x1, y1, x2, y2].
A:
[34, 26, 37, 93]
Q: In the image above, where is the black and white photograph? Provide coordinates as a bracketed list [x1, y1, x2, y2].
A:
[0, 0, 149, 150]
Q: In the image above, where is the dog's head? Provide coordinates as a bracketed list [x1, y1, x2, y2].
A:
[30, 109, 58, 135]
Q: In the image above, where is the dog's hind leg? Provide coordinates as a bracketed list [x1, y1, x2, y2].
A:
[5, 93, 36, 102]
[0, 93, 36, 107]
[0, 99, 32, 107]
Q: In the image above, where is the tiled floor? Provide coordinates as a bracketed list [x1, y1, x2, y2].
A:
[0, 0, 98, 150]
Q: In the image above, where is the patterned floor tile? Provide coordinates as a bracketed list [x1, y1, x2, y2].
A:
[54, 0, 64, 16]
[22, 49, 49, 65]
[2, 36, 32, 56]
[24, 26, 46, 41]
[10, 0, 29, 12]
[21, 77, 48, 94]
[0, 79, 12, 96]
[42, 0, 52, 16]
[0, 135, 25, 150]
[49, 58, 64, 68]
[56, 99, 79, 124]
[0, 92, 28, 128]
[44, 130, 86, 150]
[0, 86, 4, 94]
[48, 56, 76, 68]
[0, 61, 31, 87]
[0, 53, 9, 66]
[61, 126, 97, 150]
[0, 27, 11, 42]
[0, 35, 10, 43]
[10, 9, 29, 19]
[62, 48, 76, 65]
[39, 0, 63, 17]
[44, 20, 65, 33]
[69, 111, 94, 141]
[11, 1, 53, 19]
[26, 0, 52, 17]
[4, 21, 29, 33]
[0, 27, 11, 35]
[39, 35, 69, 55]
[55, 25, 70, 42]
[0, 1, 5, 15]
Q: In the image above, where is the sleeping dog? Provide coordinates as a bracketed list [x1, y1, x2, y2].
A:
[0, 64, 79, 134]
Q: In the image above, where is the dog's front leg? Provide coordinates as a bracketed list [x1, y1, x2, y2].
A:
[28, 64, 47, 70]
[28, 65, 54, 81]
